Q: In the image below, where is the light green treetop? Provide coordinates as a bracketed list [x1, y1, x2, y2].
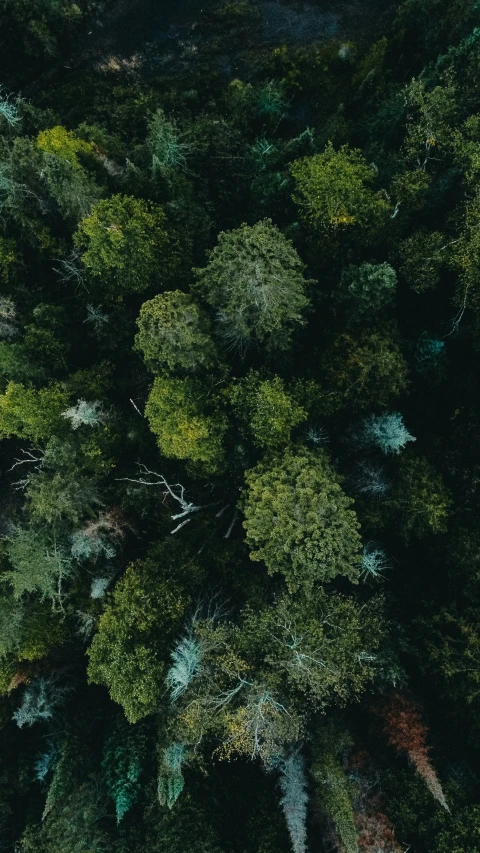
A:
[145, 376, 227, 474]
[291, 142, 390, 234]
[0, 381, 69, 443]
[229, 372, 307, 449]
[74, 194, 172, 299]
[242, 447, 362, 592]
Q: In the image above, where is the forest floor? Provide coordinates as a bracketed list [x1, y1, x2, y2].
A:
[74, 0, 398, 80]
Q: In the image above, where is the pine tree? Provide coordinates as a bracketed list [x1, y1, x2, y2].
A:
[376, 692, 449, 810]
[157, 743, 187, 810]
[278, 752, 309, 853]
[354, 412, 416, 455]
[166, 633, 201, 702]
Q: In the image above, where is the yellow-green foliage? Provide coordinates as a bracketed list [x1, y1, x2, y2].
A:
[242, 447, 362, 591]
[145, 376, 227, 473]
[88, 551, 191, 723]
[242, 590, 383, 708]
[229, 372, 307, 449]
[74, 195, 171, 298]
[321, 325, 409, 411]
[312, 735, 359, 853]
[291, 142, 390, 233]
[390, 452, 451, 538]
[37, 126, 94, 168]
[0, 236, 17, 282]
[0, 382, 69, 442]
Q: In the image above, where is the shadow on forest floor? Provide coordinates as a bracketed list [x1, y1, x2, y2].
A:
[74, 0, 398, 80]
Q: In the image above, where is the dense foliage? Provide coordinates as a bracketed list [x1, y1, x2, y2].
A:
[0, 0, 479, 850]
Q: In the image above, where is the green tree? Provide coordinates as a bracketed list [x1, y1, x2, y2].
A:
[23, 303, 70, 373]
[34, 737, 108, 853]
[242, 448, 362, 592]
[229, 372, 307, 449]
[145, 376, 227, 473]
[5, 527, 75, 604]
[74, 195, 173, 299]
[321, 326, 409, 411]
[241, 590, 383, 708]
[0, 382, 68, 442]
[291, 142, 390, 234]
[25, 469, 101, 527]
[102, 717, 147, 822]
[37, 126, 95, 165]
[397, 229, 448, 292]
[419, 602, 480, 706]
[433, 806, 480, 853]
[336, 262, 397, 318]
[87, 544, 193, 722]
[147, 108, 193, 176]
[194, 219, 309, 352]
[311, 724, 358, 853]
[135, 291, 217, 374]
[402, 79, 457, 168]
[42, 154, 103, 222]
[388, 453, 451, 538]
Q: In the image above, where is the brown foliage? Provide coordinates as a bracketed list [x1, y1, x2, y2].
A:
[348, 751, 402, 853]
[355, 812, 402, 852]
[375, 691, 448, 810]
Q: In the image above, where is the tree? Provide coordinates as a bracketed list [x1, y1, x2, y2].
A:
[388, 453, 450, 538]
[37, 125, 101, 222]
[87, 544, 193, 723]
[147, 109, 193, 175]
[34, 736, 108, 853]
[157, 743, 187, 810]
[433, 806, 480, 853]
[37, 126, 95, 166]
[166, 633, 202, 702]
[0, 591, 66, 670]
[0, 382, 69, 443]
[42, 153, 103, 222]
[135, 291, 217, 375]
[414, 333, 446, 374]
[291, 143, 390, 234]
[25, 469, 101, 527]
[277, 752, 308, 853]
[353, 412, 416, 455]
[62, 399, 109, 429]
[242, 448, 362, 591]
[74, 195, 173, 299]
[13, 676, 69, 728]
[102, 717, 147, 823]
[311, 725, 358, 853]
[5, 526, 75, 604]
[336, 262, 397, 318]
[402, 79, 457, 168]
[194, 219, 310, 353]
[242, 589, 383, 707]
[321, 327, 409, 411]
[0, 296, 17, 338]
[360, 543, 389, 579]
[23, 303, 70, 372]
[419, 602, 480, 706]
[163, 614, 302, 766]
[397, 229, 448, 292]
[229, 372, 307, 449]
[376, 691, 448, 810]
[145, 376, 227, 474]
